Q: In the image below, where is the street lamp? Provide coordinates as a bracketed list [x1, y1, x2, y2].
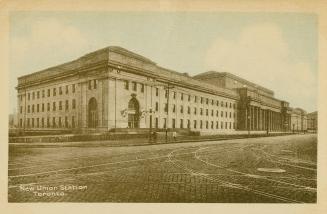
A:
[164, 83, 174, 143]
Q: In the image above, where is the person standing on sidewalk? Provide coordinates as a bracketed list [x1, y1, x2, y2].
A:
[173, 131, 177, 141]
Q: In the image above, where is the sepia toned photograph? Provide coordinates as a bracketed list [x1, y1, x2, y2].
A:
[5, 5, 321, 205]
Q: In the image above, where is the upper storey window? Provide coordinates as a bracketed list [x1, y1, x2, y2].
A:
[124, 80, 129, 90]
[132, 82, 137, 91]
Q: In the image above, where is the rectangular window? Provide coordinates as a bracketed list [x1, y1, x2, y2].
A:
[72, 99, 76, 109]
[163, 118, 167, 128]
[165, 90, 168, 98]
[201, 97, 203, 104]
[47, 103, 50, 111]
[32, 105, 34, 113]
[37, 104, 39, 112]
[225, 111, 227, 117]
[206, 109, 208, 116]
[173, 104, 176, 113]
[42, 90, 45, 98]
[221, 101, 224, 107]
[65, 116, 68, 128]
[188, 95, 191, 102]
[66, 85, 69, 94]
[19, 119, 22, 127]
[211, 121, 214, 129]
[206, 98, 209, 104]
[94, 79, 97, 89]
[28, 105, 30, 113]
[37, 91, 40, 99]
[88, 80, 92, 90]
[155, 102, 159, 111]
[59, 117, 62, 127]
[32, 118, 34, 127]
[47, 89, 50, 97]
[53, 102, 56, 111]
[187, 120, 190, 128]
[20, 106, 23, 114]
[212, 100, 214, 105]
[200, 120, 203, 129]
[194, 120, 197, 129]
[164, 103, 168, 113]
[200, 108, 203, 115]
[172, 118, 176, 128]
[155, 88, 159, 96]
[221, 121, 223, 129]
[180, 119, 183, 128]
[225, 122, 228, 129]
[173, 92, 176, 99]
[230, 112, 232, 118]
[52, 117, 56, 127]
[47, 118, 50, 127]
[211, 110, 214, 116]
[132, 81, 137, 91]
[181, 93, 183, 100]
[155, 117, 158, 128]
[72, 116, 75, 128]
[216, 110, 219, 117]
[28, 93, 30, 100]
[41, 118, 44, 128]
[27, 118, 30, 127]
[32, 92, 35, 99]
[221, 111, 223, 117]
[65, 100, 69, 110]
[59, 87, 62, 95]
[217, 100, 219, 106]
[194, 96, 197, 103]
[180, 105, 184, 113]
[206, 121, 208, 129]
[141, 84, 144, 93]
[72, 84, 75, 93]
[216, 121, 219, 129]
[187, 106, 190, 114]
[194, 107, 197, 115]
[59, 101, 62, 110]
[53, 88, 56, 96]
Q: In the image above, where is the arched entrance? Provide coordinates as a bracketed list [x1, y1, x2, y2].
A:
[128, 97, 140, 128]
[88, 97, 98, 128]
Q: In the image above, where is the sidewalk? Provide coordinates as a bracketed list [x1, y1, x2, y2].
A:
[9, 132, 298, 148]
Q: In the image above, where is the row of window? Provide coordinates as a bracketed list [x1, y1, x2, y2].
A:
[123, 80, 236, 109]
[21, 99, 76, 113]
[154, 118, 235, 130]
[155, 102, 236, 118]
[21, 84, 76, 101]
[20, 116, 76, 128]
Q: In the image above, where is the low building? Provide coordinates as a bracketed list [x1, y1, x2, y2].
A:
[15, 46, 306, 135]
[307, 111, 318, 132]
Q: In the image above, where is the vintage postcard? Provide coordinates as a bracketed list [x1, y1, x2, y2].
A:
[1, 0, 327, 213]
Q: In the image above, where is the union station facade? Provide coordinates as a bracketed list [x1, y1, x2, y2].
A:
[16, 46, 305, 134]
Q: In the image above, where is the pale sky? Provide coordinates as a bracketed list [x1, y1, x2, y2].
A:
[9, 12, 317, 113]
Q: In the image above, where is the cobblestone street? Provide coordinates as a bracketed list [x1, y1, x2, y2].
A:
[8, 134, 317, 203]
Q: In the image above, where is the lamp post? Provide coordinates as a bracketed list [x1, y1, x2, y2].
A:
[164, 83, 174, 143]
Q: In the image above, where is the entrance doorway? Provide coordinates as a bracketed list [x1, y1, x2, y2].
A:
[128, 97, 140, 128]
[88, 97, 98, 128]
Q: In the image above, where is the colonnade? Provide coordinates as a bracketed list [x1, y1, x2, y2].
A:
[245, 106, 283, 131]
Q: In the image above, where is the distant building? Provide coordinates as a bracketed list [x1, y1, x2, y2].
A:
[290, 108, 307, 132]
[15, 46, 307, 134]
[307, 111, 318, 132]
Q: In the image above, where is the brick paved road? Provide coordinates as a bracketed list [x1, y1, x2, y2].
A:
[8, 134, 317, 203]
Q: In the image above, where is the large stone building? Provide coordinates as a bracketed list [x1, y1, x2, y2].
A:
[16, 46, 306, 134]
